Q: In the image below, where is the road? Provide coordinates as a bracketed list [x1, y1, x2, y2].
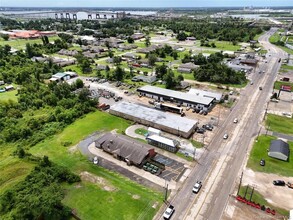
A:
[156, 28, 287, 220]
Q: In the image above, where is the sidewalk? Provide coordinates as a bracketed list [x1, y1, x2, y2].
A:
[88, 143, 178, 189]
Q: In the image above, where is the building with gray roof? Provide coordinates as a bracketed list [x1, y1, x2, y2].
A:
[146, 134, 179, 153]
[268, 139, 290, 161]
[137, 85, 215, 109]
[110, 102, 198, 138]
[95, 132, 156, 166]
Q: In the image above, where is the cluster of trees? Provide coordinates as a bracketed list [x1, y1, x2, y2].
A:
[155, 63, 184, 89]
[0, 156, 80, 220]
[192, 52, 246, 84]
[0, 45, 98, 146]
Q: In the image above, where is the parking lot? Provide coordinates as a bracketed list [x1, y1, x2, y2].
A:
[152, 154, 186, 182]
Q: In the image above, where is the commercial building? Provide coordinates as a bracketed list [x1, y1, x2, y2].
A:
[95, 132, 156, 166]
[146, 134, 179, 153]
[110, 102, 198, 138]
[137, 85, 215, 109]
[188, 88, 223, 102]
[268, 139, 290, 161]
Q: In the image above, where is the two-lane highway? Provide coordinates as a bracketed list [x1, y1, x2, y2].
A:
[157, 29, 287, 220]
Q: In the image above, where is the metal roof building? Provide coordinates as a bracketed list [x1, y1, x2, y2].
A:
[110, 102, 198, 138]
[137, 85, 215, 108]
[188, 88, 223, 102]
[268, 139, 290, 161]
[146, 134, 179, 153]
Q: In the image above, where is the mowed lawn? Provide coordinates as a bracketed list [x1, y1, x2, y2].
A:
[30, 111, 163, 220]
[0, 36, 60, 49]
[247, 135, 293, 177]
[0, 90, 18, 102]
[266, 114, 293, 135]
[274, 81, 293, 92]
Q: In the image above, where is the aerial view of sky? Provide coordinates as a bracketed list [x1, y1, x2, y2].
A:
[1, 0, 292, 7]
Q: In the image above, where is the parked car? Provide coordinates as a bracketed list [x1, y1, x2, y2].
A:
[192, 181, 202, 193]
[93, 156, 98, 165]
[233, 118, 238, 123]
[186, 106, 190, 111]
[250, 81, 254, 85]
[273, 180, 285, 186]
[223, 133, 229, 139]
[163, 205, 175, 219]
[197, 128, 205, 134]
[287, 182, 293, 189]
[260, 159, 265, 166]
[203, 124, 213, 131]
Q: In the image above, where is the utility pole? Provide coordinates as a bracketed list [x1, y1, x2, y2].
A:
[164, 182, 169, 203]
[237, 171, 243, 196]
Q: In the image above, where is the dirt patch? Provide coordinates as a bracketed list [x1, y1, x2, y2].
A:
[132, 194, 140, 200]
[68, 144, 78, 153]
[242, 168, 293, 210]
[152, 201, 159, 209]
[75, 183, 82, 188]
[80, 171, 116, 192]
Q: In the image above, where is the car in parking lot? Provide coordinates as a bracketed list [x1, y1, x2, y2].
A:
[192, 181, 202, 193]
[223, 133, 229, 139]
[93, 156, 98, 165]
[196, 128, 205, 134]
[273, 180, 285, 186]
[203, 124, 213, 131]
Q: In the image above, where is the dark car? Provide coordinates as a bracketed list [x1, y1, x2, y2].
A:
[196, 128, 205, 134]
[273, 180, 286, 186]
[260, 159, 265, 166]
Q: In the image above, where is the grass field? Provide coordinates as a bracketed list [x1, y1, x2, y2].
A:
[28, 111, 163, 220]
[269, 33, 282, 44]
[191, 139, 204, 148]
[266, 114, 293, 135]
[238, 186, 288, 216]
[0, 90, 18, 102]
[201, 41, 241, 51]
[274, 81, 293, 92]
[246, 135, 293, 177]
[0, 36, 60, 49]
[280, 64, 293, 71]
[135, 128, 148, 136]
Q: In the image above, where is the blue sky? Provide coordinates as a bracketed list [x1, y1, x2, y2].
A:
[1, 0, 292, 7]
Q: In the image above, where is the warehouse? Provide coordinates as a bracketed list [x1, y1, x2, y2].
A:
[137, 85, 215, 109]
[110, 102, 198, 138]
[95, 132, 156, 166]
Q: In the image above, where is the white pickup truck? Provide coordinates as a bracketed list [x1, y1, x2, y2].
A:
[163, 205, 175, 219]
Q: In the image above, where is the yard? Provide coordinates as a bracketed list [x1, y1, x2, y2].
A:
[273, 81, 293, 92]
[246, 135, 293, 177]
[201, 40, 241, 51]
[266, 114, 293, 135]
[0, 89, 18, 102]
[0, 36, 60, 49]
[28, 111, 163, 220]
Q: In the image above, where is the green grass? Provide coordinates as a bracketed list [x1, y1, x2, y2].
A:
[213, 41, 241, 51]
[0, 144, 35, 194]
[238, 186, 288, 216]
[176, 152, 194, 162]
[28, 111, 163, 220]
[280, 64, 293, 71]
[266, 114, 293, 135]
[274, 81, 293, 91]
[247, 135, 293, 177]
[191, 139, 204, 148]
[253, 32, 264, 41]
[269, 33, 282, 44]
[0, 89, 18, 102]
[135, 128, 148, 136]
[0, 36, 60, 49]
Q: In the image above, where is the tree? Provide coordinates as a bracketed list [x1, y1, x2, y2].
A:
[164, 71, 177, 89]
[1, 34, 9, 41]
[155, 63, 168, 79]
[177, 32, 187, 41]
[114, 66, 124, 81]
[145, 36, 151, 47]
[127, 37, 134, 43]
[148, 53, 157, 66]
[113, 56, 122, 66]
[172, 51, 178, 60]
[25, 43, 34, 58]
[75, 78, 84, 89]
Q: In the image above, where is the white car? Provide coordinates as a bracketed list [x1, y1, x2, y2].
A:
[233, 118, 238, 123]
[93, 156, 98, 165]
[192, 181, 202, 193]
[163, 205, 175, 219]
[223, 133, 229, 139]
